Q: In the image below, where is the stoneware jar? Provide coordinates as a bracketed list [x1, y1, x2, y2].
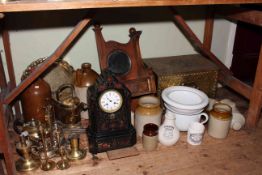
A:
[142, 123, 159, 151]
[208, 103, 232, 139]
[74, 63, 98, 119]
[135, 96, 162, 137]
[21, 78, 52, 122]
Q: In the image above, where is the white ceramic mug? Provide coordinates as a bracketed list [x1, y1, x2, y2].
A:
[174, 112, 209, 131]
[187, 122, 205, 145]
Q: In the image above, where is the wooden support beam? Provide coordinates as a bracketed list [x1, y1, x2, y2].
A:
[170, 7, 253, 99]
[246, 44, 262, 128]
[4, 13, 94, 105]
[219, 71, 252, 99]
[0, 104, 16, 175]
[0, 53, 7, 89]
[215, 5, 262, 27]
[1, 17, 21, 117]
[170, 7, 232, 75]
[203, 6, 214, 50]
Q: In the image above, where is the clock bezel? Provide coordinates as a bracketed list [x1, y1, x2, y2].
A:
[98, 89, 123, 113]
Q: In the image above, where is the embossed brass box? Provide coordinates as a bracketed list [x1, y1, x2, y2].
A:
[143, 54, 219, 97]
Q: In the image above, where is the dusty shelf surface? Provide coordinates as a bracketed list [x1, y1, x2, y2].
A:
[15, 87, 262, 175]
[16, 126, 262, 175]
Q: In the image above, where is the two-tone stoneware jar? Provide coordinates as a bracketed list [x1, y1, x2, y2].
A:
[135, 96, 162, 136]
[208, 103, 232, 139]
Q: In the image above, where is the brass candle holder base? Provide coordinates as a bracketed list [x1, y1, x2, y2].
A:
[40, 160, 56, 171]
[67, 149, 86, 161]
[56, 159, 70, 170]
[15, 158, 40, 172]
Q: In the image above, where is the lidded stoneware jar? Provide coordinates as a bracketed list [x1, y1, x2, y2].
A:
[208, 103, 232, 139]
[135, 96, 162, 136]
[74, 63, 98, 119]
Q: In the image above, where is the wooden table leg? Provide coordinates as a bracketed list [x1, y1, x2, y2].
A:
[246, 44, 262, 128]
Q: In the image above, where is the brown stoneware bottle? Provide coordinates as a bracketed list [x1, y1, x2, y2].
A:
[74, 63, 98, 119]
[21, 78, 52, 122]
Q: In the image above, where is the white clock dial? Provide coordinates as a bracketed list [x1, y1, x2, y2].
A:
[99, 90, 123, 113]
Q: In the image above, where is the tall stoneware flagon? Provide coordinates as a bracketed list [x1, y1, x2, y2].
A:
[20, 78, 52, 122]
[74, 63, 98, 119]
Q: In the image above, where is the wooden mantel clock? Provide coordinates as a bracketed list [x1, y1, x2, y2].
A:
[87, 70, 136, 154]
[93, 24, 156, 97]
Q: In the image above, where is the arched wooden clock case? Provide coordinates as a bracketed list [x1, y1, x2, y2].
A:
[93, 24, 156, 97]
[87, 71, 136, 154]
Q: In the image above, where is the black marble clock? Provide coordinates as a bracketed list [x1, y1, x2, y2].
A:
[87, 70, 136, 154]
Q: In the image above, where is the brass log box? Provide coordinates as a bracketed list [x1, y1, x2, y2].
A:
[143, 54, 219, 97]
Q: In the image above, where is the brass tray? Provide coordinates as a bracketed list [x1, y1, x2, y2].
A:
[21, 57, 74, 93]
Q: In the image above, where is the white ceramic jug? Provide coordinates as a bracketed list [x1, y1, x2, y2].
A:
[158, 111, 180, 146]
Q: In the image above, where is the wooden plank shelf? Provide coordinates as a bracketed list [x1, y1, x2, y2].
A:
[16, 120, 262, 175]
[0, 0, 261, 13]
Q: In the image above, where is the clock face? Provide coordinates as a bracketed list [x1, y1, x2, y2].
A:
[99, 90, 123, 113]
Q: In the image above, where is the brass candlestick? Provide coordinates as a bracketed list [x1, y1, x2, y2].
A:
[15, 135, 41, 172]
[56, 147, 70, 170]
[39, 125, 56, 171]
[67, 135, 86, 161]
[55, 130, 70, 170]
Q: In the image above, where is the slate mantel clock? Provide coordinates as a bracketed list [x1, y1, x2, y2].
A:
[87, 70, 136, 154]
[93, 24, 156, 97]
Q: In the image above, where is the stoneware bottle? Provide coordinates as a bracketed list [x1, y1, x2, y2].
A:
[135, 95, 162, 137]
[21, 78, 52, 122]
[74, 63, 98, 119]
[158, 111, 180, 146]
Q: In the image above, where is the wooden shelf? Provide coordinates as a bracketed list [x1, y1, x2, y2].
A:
[0, 0, 261, 12]
[0, 2, 262, 175]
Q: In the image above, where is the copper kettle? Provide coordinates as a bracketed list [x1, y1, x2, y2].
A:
[53, 84, 87, 127]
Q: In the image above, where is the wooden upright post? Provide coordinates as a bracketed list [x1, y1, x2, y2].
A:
[246, 44, 262, 128]
[203, 6, 214, 50]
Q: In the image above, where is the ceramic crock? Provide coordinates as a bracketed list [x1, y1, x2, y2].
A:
[135, 95, 162, 137]
[208, 103, 232, 139]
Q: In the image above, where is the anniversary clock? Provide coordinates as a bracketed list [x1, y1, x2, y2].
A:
[87, 70, 136, 154]
[93, 24, 157, 97]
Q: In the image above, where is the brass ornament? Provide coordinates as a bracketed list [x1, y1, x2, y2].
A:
[67, 135, 86, 161]
[15, 136, 41, 172]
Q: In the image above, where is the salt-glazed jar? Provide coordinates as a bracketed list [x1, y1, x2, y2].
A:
[74, 63, 98, 119]
[135, 96, 162, 137]
[142, 123, 159, 151]
[208, 103, 232, 139]
[21, 78, 52, 122]
[158, 111, 180, 146]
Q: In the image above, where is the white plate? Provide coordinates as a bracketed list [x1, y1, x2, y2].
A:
[162, 86, 208, 111]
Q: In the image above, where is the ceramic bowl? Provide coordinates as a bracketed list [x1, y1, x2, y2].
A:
[162, 86, 208, 115]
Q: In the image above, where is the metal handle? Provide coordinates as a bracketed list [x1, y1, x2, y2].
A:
[56, 84, 75, 102]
